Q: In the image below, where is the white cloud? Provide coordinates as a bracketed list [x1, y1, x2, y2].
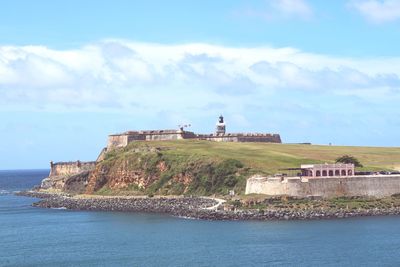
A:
[349, 0, 400, 23]
[272, 0, 313, 19]
[0, 40, 400, 114]
[239, 0, 313, 21]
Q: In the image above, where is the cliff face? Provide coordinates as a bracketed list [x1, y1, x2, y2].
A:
[40, 161, 95, 194]
[40, 171, 91, 194]
[40, 142, 249, 196]
[83, 143, 248, 196]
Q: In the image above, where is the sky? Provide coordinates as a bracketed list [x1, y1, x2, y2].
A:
[1, 0, 400, 169]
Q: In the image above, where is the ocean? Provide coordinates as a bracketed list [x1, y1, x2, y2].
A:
[1, 170, 400, 267]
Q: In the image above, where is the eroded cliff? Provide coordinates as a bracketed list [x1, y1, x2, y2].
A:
[84, 143, 250, 195]
[40, 142, 251, 196]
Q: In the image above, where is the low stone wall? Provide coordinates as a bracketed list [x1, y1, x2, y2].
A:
[246, 175, 400, 198]
[49, 161, 96, 177]
[143, 131, 191, 141]
[198, 133, 282, 143]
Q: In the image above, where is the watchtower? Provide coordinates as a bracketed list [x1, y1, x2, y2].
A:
[215, 115, 226, 136]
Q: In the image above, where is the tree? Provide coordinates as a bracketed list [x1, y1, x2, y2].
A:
[335, 155, 363, 167]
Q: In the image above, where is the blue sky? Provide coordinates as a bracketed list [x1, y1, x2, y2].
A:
[1, 0, 400, 169]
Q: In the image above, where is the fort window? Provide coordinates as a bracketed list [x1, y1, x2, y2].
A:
[299, 163, 355, 178]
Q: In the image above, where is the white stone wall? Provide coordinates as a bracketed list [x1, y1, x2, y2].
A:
[246, 175, 400, 198]
[50, 162, 95, 177]
[107, 135, 129, 149]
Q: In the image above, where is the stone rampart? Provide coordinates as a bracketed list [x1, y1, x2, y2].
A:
[107, 130, 198, 149]
[194, 133, 281, 143]
[245, 175, 400, 198]
[107, 130, 282, 150]
[49, 161, 96, 177]
[40, 161, 95, 191]
[142, 130, 196, 141]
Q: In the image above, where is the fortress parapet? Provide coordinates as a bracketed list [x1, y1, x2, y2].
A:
[49, 160, 96, 177]
[107, 130, 197, 149]
[106, 115, 282, 150]
[40, 160, 96, 191]
[197, 133, 281, 143]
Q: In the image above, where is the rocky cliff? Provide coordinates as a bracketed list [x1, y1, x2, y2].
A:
[40, 170, 91, 194]
[40, 142, 251, 196]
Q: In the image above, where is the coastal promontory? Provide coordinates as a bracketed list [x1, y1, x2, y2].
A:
[18, 138, 400, 220]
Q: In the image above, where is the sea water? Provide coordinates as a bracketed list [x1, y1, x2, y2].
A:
[1, 170, 400, 267]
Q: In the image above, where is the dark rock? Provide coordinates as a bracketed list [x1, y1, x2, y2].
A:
[15, 191, 400, 221]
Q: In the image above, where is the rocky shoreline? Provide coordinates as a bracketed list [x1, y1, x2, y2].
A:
[16, 191, 219, 217]
[15, 191, 400, 221]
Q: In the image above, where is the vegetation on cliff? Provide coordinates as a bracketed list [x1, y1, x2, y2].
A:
[89, 141, 254, 196]
[85, 140, 400, 196]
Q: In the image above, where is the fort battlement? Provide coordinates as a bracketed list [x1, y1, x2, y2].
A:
[106, 115, 282, 150]
[107, 131, 282, 150]
[197, 133, 281, 143]
[107, 130, 198, 149]
[49, 160, 96, 177]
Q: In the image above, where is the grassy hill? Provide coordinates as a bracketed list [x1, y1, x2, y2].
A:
[94, 140, 400, 196]
[138, 140, 400, 173]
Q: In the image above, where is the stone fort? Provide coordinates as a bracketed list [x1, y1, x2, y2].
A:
[245, 163, 400, 198]
[107, 115, 281, 150]
[44, 115, 281, 186]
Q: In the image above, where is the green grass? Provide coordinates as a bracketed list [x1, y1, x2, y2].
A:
[96, 140, 400, 196]
[130, 140, 400, 173]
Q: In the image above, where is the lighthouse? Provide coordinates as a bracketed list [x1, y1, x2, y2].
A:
[215, 115, 226, 136]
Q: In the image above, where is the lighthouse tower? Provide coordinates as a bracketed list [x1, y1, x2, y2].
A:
[215, 115, 226, 136]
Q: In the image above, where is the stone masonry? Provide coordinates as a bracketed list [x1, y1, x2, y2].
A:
[245, 174, 400, 198]
[106, 115, 281, 150]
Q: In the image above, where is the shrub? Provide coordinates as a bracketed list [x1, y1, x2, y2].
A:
[335, 155, 363, 167]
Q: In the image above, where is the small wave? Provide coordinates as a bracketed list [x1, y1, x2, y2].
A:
[0, 190, 11, 195]
[175, 215, 198, 220]
[51, 207, 67, 210]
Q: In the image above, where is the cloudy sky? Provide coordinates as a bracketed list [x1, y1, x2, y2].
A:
[1, 0, 400, 169]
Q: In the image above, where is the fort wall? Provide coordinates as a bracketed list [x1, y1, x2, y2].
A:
[107, 130, 281, 150]
[245, 175, 400, 198]
[107, 130, 199, 150]
[198, 133, 281, 143]
[49, 161, 96, 177]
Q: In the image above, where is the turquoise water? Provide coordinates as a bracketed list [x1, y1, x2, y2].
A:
[2, 170, 400, 266]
